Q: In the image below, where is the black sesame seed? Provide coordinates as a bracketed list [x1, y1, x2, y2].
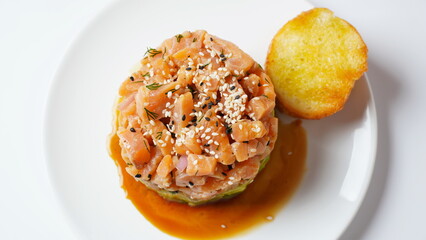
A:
[182, 115, 186, 121]
[199, 65, 205, 70]
[192, 109, 196, 112]
[227, 165, 233, 170]
[147, 174, 152, 180]
[226, 127, 232, 134]
[230, 85, 236, 91]
[135, 173, 141, 178]
[130, 76, 134, 81]
[235, 95, 241, 100]
[202, 104, 207, 109]
[185, 124, 192, 128]
[191, 117, 197, 122]
[243, 141, 249, 143]
[171, 132, 176, 138]
[193, 122, 197, 127]
[189, 181, 194, 186]
[171, 120, 175, 124]
[204, 144, 210, 147]
[219, 53, 225, 58]
[266, 140, 270, 146]
[200, 82, 204, 86]
[210, 37, 213, 41]
[215, 121, 219, 127]
[186, 67, 192, 71]
[205, 96, 210, 100]
[205, 117, 211, 121]
[220, 57, 227, 62]
[207, 101, 214, 109]
[258, 82, 261, 87]
[216, 99, 220, 104]
[221, 172, 227, 176]
[130, 127, 136, 132]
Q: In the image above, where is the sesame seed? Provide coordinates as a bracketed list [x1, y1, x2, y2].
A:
[239, 124, 243, 130]
[215, 154, 219, 159]
[212, 132, 218, 136]
[206, 128, 212, 133]
[266, 216, 274, 221]
[230, 85, 236, 90]
[129, 76, 134, 81]
[182, 115, 186, 121]
[175, 84, 181, 90]
[250, 148, 257, 153]
[205, 117, 211, 121]
[186, 67, 192, 71]
[214, 141, 219, 145]
[130, 127, 136, 132]
[228, 181, 233, 185]
[221, 224, 226, 229]
[150, 120, 155, 126]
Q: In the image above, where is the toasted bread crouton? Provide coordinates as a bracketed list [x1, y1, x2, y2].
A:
[266, 8, 368, 119]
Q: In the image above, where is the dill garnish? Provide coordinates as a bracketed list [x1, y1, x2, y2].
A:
[145, 82, 162, 90]
[175, 34, 183, 43]
[144, 47, 162, 57]
[144, 107, 158, 120]
[143, 140, 150, 153]
[142, 72, 150, 78]
[156, 131, 163, 140]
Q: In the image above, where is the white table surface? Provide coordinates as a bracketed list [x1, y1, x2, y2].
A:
[1, 0, 425, 239]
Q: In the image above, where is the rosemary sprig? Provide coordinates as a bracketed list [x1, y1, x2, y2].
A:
[144, 47, 162, 57]
[144, 107, 158, 121]
[145, 82, 162, 90]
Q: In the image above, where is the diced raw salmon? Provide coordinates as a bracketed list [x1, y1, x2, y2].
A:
[149, 120, 173, 156]
[248, 96, 275, 120]
[156, 155, 174, 178]
[203, 33, 254, 73]
[171, 92, 193, 132]
[231, 120, 267, 142]
[240, 74, 260, 97]
[117, 129, 150, 169]
[186, 154, 217, 176]
[231, 142, 249, 162]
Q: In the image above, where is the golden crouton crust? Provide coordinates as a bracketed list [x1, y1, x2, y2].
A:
[266, 8, 368, 119]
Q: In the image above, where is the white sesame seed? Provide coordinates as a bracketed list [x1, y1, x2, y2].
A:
[206, 128, 212, 133]
[214, 141, 219, 145]
[233, 70, 239, 75]
[228, 181, 233, 185]
[239, 124, 243, 130]
[250, 148, 257, 153]
[175, 84, 181, 90]
[212, 132, 219, 136]
[207, 139, 213, 144]
[167, 91, 172, 98]
[201, 133, 206, 138]
[150, 120, 155, 126]
[205, 135, 211, 140]
[161, 143, 167, 147]
[229, 177, 235, 180]
[266, 216, 274, 221]
[221, 224, 227, 229]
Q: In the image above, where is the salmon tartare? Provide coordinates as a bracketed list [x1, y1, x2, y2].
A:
[113, 30, 278, 205]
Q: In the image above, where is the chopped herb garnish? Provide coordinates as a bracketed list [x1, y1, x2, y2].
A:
[170, 190, 179, 194]
[232, 74, 239, 78]
[145, 82, 163, 90]
[143, 139, 150, 153]
[262, 94, 269, 98]
[132, 81, 144, 84]
[165, 88, 178, 95]
[144, 47, 162, 57]
[129, 76, 134, 81]
[264, 77, 270, 83]
[258, 63, 263, 69]
[142, 72, 150, 78]
[144, 107, 158, 120]
[135, 174, 141, 178]
[126, 162, 133, 166]
[175, 34, 183, 43]
[156, 131, 163, 140]
[243, 141, 249, 143]
[130, 127, 136, 132]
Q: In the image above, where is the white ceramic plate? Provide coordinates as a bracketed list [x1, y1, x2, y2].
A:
[44, 0, 377, 239]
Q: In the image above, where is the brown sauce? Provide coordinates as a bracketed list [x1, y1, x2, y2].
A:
[108, 120, 307, 239]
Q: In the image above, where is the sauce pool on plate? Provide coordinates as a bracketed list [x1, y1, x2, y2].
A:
[108, 120, 307, 239]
